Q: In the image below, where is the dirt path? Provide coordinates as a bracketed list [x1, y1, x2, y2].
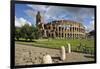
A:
[15, 43, 94, 66]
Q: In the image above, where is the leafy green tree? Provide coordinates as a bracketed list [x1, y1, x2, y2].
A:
[15, 27, 21, 40]
[20, 24, 34, 41]
[33, 26, 40, 39]
[20, 24, 41, 41]
[15, 23, 42, 41]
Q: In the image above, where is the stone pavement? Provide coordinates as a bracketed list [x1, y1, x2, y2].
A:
[15, 43, 94, 66]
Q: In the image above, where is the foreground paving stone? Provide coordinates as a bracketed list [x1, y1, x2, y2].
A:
[15, 43, 94, 65]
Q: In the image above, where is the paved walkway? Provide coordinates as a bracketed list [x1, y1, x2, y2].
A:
[15, 43, 94, 66]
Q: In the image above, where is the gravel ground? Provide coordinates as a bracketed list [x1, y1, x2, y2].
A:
[15, 43, 94, 66]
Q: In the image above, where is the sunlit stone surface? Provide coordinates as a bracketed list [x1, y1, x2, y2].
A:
[42, 54, 53, 64]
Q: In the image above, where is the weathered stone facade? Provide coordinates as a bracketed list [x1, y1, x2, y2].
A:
[36, 11, 85, 39]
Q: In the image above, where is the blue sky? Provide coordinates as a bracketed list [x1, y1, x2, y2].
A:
[15, 4, 95, 32]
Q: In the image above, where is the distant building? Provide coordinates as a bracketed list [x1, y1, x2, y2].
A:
[36, 11, 86, 39]
[86, 30, 95, 39]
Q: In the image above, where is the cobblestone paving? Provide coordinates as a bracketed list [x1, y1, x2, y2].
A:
[15, 43, 94, 66]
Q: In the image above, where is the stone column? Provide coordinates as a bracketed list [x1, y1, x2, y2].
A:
[68, 43, 71, 53]
[60, 46, 66, 61]
[42, 54, 52, 64]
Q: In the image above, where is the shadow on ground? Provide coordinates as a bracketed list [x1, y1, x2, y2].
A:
[15, 40, 36, 42]
[84, 55, 94, 58]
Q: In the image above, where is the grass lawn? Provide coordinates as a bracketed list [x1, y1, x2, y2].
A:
[16, 38, 95, 54]
[35, 39, 94, 47]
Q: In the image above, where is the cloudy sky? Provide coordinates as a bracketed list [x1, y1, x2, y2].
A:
[15, 4, 95, 32]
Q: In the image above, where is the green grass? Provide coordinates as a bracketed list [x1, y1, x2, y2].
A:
[34, 39, 94, 48]
[16, 38, 94, 47]
[16, 38, 94, 49]
[35, 39, 66, 48]
[16, 38, 95, 54]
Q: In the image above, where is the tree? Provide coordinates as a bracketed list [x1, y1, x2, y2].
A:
[15, 27, 21, 40]
[20, 24, 34, 41]
[15, 23, 42, 41]
[20, 24, 41, 41]
[33, 26, 40, 39]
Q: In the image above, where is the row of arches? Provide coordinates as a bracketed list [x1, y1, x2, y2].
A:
[46, 30, 85, 38]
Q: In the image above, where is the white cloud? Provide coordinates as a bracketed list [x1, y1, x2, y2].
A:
[15, 16, 21, 27]
[15, 16, 31, 27]
[85, 19, 94, 33]
[26, 5, 62, 23]
[90, 20, 94, 31]
[25, 9, 37, 17]
[27, 4, 50, 13]
[25, 4, 95, 30]
[84, 25, 87, 30]
[88, 16, 94, 31]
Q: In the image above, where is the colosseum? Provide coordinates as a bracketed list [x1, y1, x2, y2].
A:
[36, 11, 86, 39]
